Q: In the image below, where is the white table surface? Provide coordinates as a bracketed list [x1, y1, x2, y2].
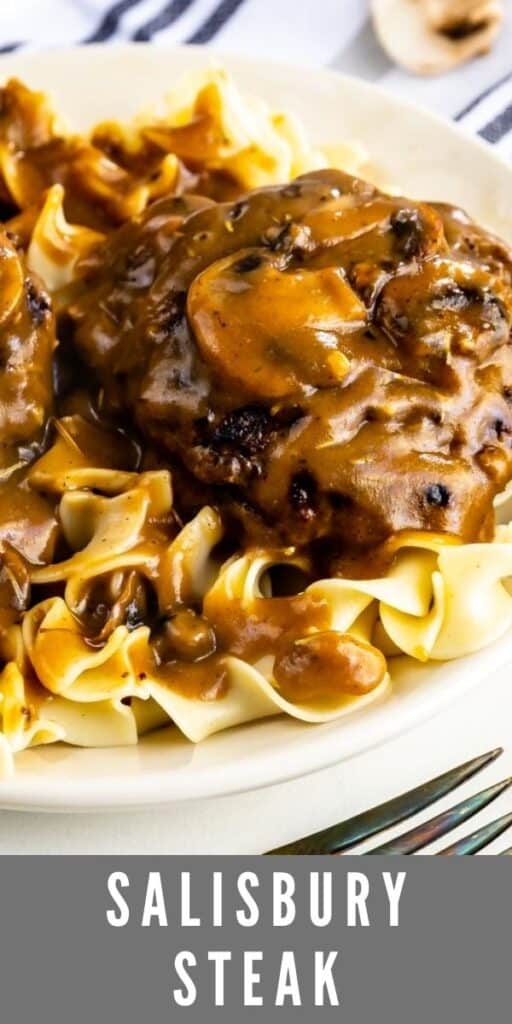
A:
[2, 665, 511, 855]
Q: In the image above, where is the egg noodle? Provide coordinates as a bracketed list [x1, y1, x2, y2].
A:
[0, 69, 511, 776]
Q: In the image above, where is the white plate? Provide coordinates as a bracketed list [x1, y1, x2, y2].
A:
[1, 44, 512, 811]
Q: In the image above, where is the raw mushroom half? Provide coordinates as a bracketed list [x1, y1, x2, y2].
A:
[372, 0, 504, 76]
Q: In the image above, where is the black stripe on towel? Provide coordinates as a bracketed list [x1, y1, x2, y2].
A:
[133, 0, 197, 42]
[85, 0, 147, 43]
[187, 0, 246, 44]
[455, 67, 512, 122]
[479, 100, 512, 144]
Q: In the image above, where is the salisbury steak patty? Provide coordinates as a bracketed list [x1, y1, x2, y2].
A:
[69, 169, 512, 556]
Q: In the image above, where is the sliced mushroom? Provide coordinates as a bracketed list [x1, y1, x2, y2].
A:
[372, 0, 503, 76]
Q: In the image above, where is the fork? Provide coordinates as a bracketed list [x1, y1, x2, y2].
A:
[267, 747, 512, 855]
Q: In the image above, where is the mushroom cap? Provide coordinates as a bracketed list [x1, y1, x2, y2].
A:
[372, 0, 503, 76]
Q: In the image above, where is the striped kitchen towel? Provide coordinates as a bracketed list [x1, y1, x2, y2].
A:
[1, 0, 512, 157]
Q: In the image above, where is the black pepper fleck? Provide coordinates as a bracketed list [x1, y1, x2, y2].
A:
[425, 483, 451, 508]
[25, 280, 51, 325]
[390, 208, 424, 260]
[212, 406, 273, 455]
[229, 200, 249, 221]
[289, 470, 318, 520]
[329, 492, 353, 511]
[281, 183, 302, 199]
[234, 253, 263, 274]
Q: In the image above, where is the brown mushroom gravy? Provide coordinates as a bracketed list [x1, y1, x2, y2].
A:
[2, 76, 512, 707]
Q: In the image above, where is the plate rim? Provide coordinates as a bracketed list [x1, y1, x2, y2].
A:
[3, 627, 512, 811]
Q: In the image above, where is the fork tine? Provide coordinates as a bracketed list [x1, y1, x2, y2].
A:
[266, 747, 503, 855]
[437, 811, 512, 855]
[368, 778, 512, 854]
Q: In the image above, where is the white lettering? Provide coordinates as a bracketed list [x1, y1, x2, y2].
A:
[237, 872, 260, 927]
[142, 872, 168, 927]
[310, 872, 332, 927]
[244, 951, 263, 1006]
[275, 952, 301, 1006]
[383, 871, 406, 927]
[208, 951, 231, 1006]
[106, 872, 129, 927]
[182, 872, 200, 927]
[347, 872, 370, 927]
[314, 951, 339, 1006]
[273, 872, 296, 926]
[173, 952, 196, 1006]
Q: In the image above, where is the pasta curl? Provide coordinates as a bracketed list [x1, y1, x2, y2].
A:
[2, 446, 512, 774]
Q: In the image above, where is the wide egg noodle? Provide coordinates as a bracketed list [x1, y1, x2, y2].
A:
[140, 67, 325, 189]
[306, 547, 440, 632]
[4, 470, 512, 769]
[143, 656, 390, 743]
[30, 470, 173, 586]
[131, 697, 170, 738]
[102, 66, 375, 191]
[26, 183, 105, 292]
[43, 694, 138, 748]
[431, 542, 512, 659]
[22, 597, 150, 703]
[0, 659, 139, 776]
[0, 662, 64, 771]
[138, 546, 391, 741]
[379, 571, 446, 662]
[27, 417, 138, 495]
[157, 504, 224, 610]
